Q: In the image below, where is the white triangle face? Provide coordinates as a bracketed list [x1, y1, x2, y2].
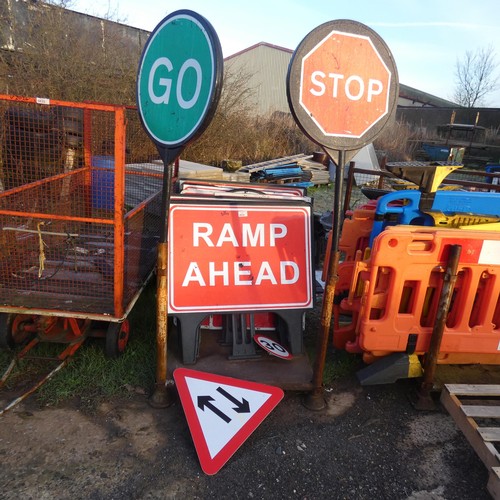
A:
[184, 376, 272, 458]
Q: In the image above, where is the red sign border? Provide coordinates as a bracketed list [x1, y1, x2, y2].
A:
[173, 368, 284, 475]
[168, 203, 313, 313]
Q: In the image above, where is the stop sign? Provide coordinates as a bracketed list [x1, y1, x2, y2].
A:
[287, 20, 398, 151]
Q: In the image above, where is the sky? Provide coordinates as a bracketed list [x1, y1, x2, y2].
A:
[70, 0, 500, 106]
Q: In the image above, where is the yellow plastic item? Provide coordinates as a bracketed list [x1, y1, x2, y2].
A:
[459, 222, 500, 231]
[386, 163, 462, 193]
[427, 211, 500, 228]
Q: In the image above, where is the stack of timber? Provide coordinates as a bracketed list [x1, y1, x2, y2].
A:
[297, 156, 331, 185]
[150, 159, 251, 182]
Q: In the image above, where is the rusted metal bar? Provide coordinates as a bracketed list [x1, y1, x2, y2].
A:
[150, 241, 170, 408]
[149, 147, 181, 408]
[343, 161, 356, 216]
[113, 107, 126, 319]
[0, 358, 17, 389]
[414, 244, 462, 410]
[377, 156, 387, 189]
[305, 149, 346, 410]
[0, 357, 71, 416]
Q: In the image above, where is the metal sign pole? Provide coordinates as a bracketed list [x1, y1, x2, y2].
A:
[150, 146, 182, 407]
[136, 10, 223, 407]
[413, 244, 462, 410]
[286, 19, 399, 410]
[306, 149, 345, 409]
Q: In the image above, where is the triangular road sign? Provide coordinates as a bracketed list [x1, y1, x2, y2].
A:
[173, 368, 284, 475]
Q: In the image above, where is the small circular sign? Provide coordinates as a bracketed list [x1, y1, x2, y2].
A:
[254, 334, 293, 360]
[137, 10, 223, 147]
[287, 19, 398, 151]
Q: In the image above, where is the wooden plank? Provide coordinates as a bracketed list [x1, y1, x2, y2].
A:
[488, 467, 500, 500]
[440, 387, 500, 470]
[443, 384, 500, 496]
[445, 384, 500, 396]
[479, 428, 500, 442]
[462, 405, 500, 419]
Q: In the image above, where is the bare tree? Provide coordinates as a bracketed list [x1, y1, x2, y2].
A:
[453, 45, 499, 107]
[184, 66, 313, 166]
[0, 0, 143, 104]
[0, 1, 311, 167]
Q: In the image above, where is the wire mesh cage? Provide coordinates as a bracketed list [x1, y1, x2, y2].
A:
[0, 95, 163, 320]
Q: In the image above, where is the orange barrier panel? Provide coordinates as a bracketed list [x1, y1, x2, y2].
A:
[333, 251, 372, 350]
[323, 204, 376, 343]
[345, 226, 500, 362]
[319, 202, 376, 349]
[322, 202, 376, 282]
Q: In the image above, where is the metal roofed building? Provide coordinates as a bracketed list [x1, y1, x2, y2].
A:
[1, 4, 459, 115]
[224, 42, 457, 117]
[225, 42, 294, 117]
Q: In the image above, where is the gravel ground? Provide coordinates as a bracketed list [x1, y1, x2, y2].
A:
[0, 375, 490, 499]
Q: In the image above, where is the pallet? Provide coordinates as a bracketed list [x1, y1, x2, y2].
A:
[441, 384, 500, 499]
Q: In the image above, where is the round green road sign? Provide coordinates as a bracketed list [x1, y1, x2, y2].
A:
[137, 10, 223, 147]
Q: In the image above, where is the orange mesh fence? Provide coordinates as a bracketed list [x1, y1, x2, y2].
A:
[0, 95, 162, 319]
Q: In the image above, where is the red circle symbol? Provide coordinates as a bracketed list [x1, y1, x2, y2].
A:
[253, 334, 293, 360]
[299, 30, 392, 138]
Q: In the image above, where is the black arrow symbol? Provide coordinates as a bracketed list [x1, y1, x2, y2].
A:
[217, 387, 251, 414]
[197, 395, 231, 423]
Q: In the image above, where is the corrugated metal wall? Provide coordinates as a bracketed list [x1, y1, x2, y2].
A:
[225, 44, 293, 116]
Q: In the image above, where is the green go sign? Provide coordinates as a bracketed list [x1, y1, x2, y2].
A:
[137, 10, 223, 147]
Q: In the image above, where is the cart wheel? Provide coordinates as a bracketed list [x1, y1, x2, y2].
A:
[105, 320, 130, 358]
[0, 313, 36, 349]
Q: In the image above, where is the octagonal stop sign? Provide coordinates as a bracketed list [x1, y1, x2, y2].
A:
[287, 19, 399, 151]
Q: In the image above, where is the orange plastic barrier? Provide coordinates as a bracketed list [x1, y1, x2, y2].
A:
[322, 202, 376, 283]
[322, 203, 374, 279]
[320, 204, 375, 349]
[342, 226, 500, 363]
[318, 202, 375, 349]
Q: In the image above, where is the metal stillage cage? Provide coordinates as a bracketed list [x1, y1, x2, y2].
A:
[0, 95, 163, 322]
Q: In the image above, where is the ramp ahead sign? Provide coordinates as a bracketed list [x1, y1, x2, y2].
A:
[137, 10, 222, 148]
[167, 203, 313, 313]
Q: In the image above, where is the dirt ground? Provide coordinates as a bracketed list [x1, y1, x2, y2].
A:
[0, 370, 493, 500]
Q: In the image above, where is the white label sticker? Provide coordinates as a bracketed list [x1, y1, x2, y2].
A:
[478, 240, 500, 266]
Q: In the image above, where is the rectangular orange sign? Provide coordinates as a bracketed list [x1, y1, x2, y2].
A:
[168, 203, 313, 313]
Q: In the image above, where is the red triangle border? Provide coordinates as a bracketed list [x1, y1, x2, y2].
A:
[174, 368, 284, 475]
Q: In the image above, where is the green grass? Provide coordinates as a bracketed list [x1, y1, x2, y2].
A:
[322, 349, 362, 386]
[0, 279, 363, 409]
[303, 310, 362, 387]
[0, 280, 158, 409]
